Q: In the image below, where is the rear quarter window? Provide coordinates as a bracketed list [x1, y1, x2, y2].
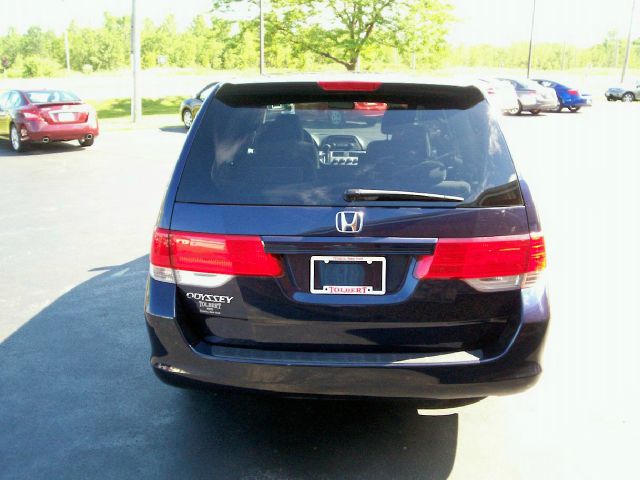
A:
[176, 82, 522, 208]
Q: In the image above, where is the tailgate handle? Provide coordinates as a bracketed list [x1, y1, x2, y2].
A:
[262, 236, 436, 255]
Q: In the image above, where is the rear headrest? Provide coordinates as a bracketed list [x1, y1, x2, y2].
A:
[265, 114, 303, 142]
[381, 109, 414, 135]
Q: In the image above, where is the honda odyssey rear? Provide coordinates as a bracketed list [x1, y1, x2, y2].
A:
[144, 77, 550, 402]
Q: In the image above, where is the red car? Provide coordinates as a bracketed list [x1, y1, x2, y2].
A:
[0, 89, 99, 153]
[295, 101, 387, 126]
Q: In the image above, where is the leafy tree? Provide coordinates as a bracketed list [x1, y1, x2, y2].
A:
[212, 0, 453, 71]
[67, 14, 130, 71]
[0, 28, 22, 68]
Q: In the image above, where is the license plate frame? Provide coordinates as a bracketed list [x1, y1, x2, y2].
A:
[57, 112, 75, 122]
[309, 255, 386, 295]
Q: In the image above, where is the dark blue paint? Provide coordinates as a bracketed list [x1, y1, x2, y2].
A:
[145, 80, 550, 402]
[145, 274, 547, 399]
[169, 203, 530, 238]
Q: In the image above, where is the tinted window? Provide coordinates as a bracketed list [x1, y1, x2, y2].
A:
[177, 83, 522, 208]
[198, 84, 217, 101]
[25, 90, 80, 104]
[8, 92, 23, 107]
[520, 79, 542, 90]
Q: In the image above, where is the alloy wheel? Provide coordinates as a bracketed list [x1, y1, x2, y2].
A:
[183, 110, 193, 128]
[10, 126, 21, 151]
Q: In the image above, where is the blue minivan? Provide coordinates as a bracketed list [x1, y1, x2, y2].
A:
[145, 77, 549, 404]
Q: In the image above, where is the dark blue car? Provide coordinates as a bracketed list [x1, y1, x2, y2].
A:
[533, 79, 592, 112]
[145, 77, 549, 405]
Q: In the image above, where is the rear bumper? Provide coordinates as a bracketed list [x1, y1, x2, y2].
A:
[520, 100, 556, 112]
[561, 97, 591, 107]
[534, 100, 558, 111]
[21, 121, 99, 142]
[605, 91, 624, 99]
[144, 279, 550, 400]
[347, 111, 385, 121]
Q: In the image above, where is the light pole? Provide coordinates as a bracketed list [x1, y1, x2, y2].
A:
[130, 0, 142, 122]
[621, 0, 636, 83]
[61, 0, 71, 73]
[526, 0, 537, 78]
[259, 0, 265, 75]
[64, 29, 71, 72]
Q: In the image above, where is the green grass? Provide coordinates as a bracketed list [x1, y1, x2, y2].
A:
[89, 95, 184, 119]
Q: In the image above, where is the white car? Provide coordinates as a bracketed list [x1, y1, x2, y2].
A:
[474, 78, 519, 114]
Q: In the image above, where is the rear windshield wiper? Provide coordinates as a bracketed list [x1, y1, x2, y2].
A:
[344, 188, 464, 203]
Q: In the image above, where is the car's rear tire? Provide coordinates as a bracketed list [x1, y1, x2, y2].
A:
[606, 96, 615, 102]
[622, 92, 635, 102]
[182, 109, 193, 129]
[514, 101, 523, 115]
[10, 124, 27, 153]
[78, 137, 94, 147]
[504, 104, 519, 115]
[530, 109, 541, 115]
[568, 106, 581, 113]
[555, 102, 563, 112]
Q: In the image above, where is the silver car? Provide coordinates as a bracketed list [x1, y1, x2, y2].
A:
[605, 82, 640, 102]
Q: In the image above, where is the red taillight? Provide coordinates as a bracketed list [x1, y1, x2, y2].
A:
[414, 234, 546, 280]
[354, 102, 387, 110]
[150, 228, 282, 277]
[150, 228, 171, 268]
[527, 233, 546, 272]
[20, 108, 42, 121]
[567, 89, 579, 96]
[486, 87, 495, 95]
[318, 81, 382, 92]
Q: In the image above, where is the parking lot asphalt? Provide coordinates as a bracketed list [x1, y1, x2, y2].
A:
[1, 105, 639, 479]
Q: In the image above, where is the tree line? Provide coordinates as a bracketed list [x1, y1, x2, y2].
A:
[0, 0, 454, 77]
[447, 31, 640, 72]
[0, 2, 638, 78]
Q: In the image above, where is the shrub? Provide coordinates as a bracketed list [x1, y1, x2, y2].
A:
[6, 55, 62, 78]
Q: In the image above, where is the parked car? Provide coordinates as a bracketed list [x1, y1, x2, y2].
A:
[605, 81, 640, 102]
[179, 82, 218, 129]
[532, 79, 592, 112]
[0, 89, 98, 152]
[296, 101, 387, 126]
[474, 77, 519, 114]
[145, 77, 549, 405]
[496, 77, 558, 115]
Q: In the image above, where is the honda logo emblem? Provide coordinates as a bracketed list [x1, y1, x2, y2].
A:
[336, 211, 364, 233]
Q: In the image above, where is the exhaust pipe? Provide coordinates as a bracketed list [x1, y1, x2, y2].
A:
[85, 134, 93, 140]
[42, 137, 50, 143]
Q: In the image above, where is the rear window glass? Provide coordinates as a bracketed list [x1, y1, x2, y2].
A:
[25, 90, 80, 104]
[176, 83, 522, 207]
[518, 80, 543, 90]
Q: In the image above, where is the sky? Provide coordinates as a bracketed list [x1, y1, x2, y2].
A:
[0, 0, 638, 47]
